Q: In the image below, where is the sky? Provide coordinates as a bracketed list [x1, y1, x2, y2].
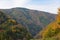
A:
[0, 0, 60, 14]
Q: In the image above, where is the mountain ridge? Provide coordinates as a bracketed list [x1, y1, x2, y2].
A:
[0, 7, 56, 37]
[0, 7, 57, 14]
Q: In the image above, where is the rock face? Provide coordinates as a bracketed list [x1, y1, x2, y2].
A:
[35, 8, 60, 40]
[0, 11, 32, 40]
[0, 7, 56, 37]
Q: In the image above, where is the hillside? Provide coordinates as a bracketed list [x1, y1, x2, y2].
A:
[0, 7, 56, 37]
[0, 11, 32, 40]
[35, 8, 60, 40]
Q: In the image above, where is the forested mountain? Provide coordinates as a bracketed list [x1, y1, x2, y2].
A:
[0, 11, 32, 40]
[0, 7, 56, 37]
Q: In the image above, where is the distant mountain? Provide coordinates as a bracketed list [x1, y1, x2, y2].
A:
[35, 8, 60, 40]
[0, 11, 32, 40]
[0, 7, 56, 37]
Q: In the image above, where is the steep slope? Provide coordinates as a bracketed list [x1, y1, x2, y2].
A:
[0, 7, 56, 36]
[35, 8, 60, 40]
[0, 11, 32, 40]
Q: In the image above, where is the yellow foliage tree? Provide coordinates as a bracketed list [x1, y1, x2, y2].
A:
[35, 8, 60, 40]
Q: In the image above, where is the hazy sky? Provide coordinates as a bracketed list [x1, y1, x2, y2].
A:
[0, 0, 60, 14]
